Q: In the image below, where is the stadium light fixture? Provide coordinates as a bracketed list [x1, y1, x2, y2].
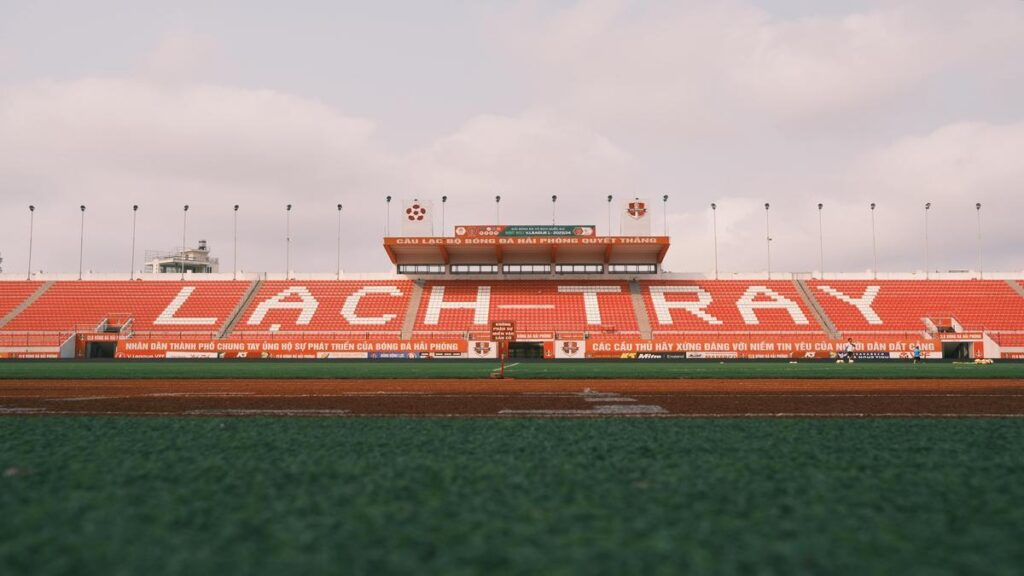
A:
[78, 205, 86, 280]
[817, 203, 824, 278]
[495, 195, 501, 225]
[924, 202, 931, 279]
[764, 203, 772, 280]
[976, 202, 982, 279]
[130, 205, 138, 280]
[27, 205, 35, 281]
[870, 203, 877, 280]
[385, 196, 392, 236]
[711, 203, 719, 280]
[551, 195, 558, 225]
[233, 204, 239, 281]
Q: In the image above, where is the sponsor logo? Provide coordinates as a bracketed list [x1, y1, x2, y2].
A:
[636, 353, 688, 360]
[685, 351, 739, 359]
[627, 201, 647, 219]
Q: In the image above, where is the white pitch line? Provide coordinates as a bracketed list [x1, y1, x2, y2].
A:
[491, 363, 520, 373]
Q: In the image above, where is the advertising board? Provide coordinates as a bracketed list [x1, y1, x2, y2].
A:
[454, 225, 596, 238]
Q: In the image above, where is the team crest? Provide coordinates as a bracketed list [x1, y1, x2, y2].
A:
[474, 342, 492, 356]
[627, 201, 647, 219]
[561, 341, 580, 356]
[406, 203, 427, 222]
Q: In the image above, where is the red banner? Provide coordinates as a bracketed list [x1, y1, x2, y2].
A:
[115, 339, 471, 359]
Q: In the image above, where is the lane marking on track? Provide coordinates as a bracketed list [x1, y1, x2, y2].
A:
[501, 389, 666, 415]
[501, 405, 668, 415]
[146, 392, 255, 397]
[627, 393, 1024, 398]
[183, 409, 352, 416]
[0, 407, 47, 414]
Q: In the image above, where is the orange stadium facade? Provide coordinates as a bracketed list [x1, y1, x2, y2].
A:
[2, 213, 1023, 361]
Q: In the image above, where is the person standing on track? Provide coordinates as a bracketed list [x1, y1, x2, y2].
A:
[912, 344, 922, 364]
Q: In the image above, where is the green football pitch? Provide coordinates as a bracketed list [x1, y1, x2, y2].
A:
[2, 417, 1022, 575]
[0, 359, 1022, 380]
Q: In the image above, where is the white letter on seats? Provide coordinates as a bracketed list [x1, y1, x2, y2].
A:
[341, 286, 404, 325]
[424, 285, 490, 325]
[247, 286, 318, 325]
[736, 286, 809, 325]
[649, 286, 722, 325]
[817, 285, 882, 325]
[154, 286, 218, 325]
[558, 285, 621, 325]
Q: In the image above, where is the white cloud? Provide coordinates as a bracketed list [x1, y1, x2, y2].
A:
[1, 1, 1023, 277]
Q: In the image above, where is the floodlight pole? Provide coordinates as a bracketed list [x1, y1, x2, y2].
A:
[78, 205, 86, 280]
[765, 202, 772, 280]
[385, 196, 392, 236]
[924, 202, 931, 279]
[495, 195, 501, 225]
[181, 205, 189, 280]
[233, 205, 239, 280]
[607, 195, 613, 235]
[130, 205, 138, 280]
[870, 203, 877, 280]
[662, 195, 668, 236]
[286, 204, 292, 279]
[976, 202, 983, 279]
[441, 195, 447, 237]
[711, 203, 719, 280]
[551, 195, 557, 225]
[27, 206, 35, 280]
[817, 203, 824, 278]
[342, 202, 350, 278]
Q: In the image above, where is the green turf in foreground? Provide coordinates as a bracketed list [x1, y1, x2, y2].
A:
[2, 418, 1023, 575]
[1, 359, 1023, 380]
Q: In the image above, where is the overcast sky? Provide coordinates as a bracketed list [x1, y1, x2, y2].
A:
[1, 0, 1022, 276]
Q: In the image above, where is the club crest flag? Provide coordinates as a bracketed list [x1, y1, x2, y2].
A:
[620, 197, 651, 236]
[401, 199, 434, 236]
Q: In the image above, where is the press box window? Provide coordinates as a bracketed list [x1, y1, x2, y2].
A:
[608, 264, 657, 274]
[555, 264, 604, 274]
[398, 264, 445, 274]
[450, 264, 499, 274]
[502, 264, 550, 274]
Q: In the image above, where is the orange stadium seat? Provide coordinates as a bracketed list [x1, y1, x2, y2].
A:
[808, 280, 1024, 333]
[232, 281, 413, 337]
[640, 281, 821, 333]
[1, 281, 250, 334]
[0, 281, 43, 321]
[413, 281, 638, 337]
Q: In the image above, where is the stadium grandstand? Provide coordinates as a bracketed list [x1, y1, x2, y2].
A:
[1, 199, 1023, 361]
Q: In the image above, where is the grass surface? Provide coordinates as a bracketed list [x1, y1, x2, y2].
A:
[0, 359, 1021, 380]
[2, 417, 1023, 575]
